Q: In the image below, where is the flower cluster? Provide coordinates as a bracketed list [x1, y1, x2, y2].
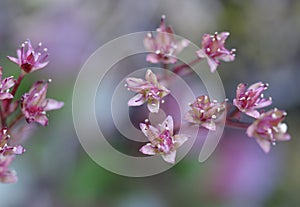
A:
[125, 15, 291, 163]
[0, 40, 63, 183]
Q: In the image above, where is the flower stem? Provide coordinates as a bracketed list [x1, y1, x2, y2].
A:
[0, 104, 6, 127]
[173, 58, 202, 74]
[8, 113, 24, 130]
[225, 119, 250, 129]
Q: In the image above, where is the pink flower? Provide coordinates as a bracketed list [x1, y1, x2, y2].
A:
[246, 108, 291, 153]
[7, 40, 49, 73]
[139, 115, 188, 164]
[0, 155, 17, 183]
[185, 95, 225, 131]
[0, 128, 25, 156]
[233, 82, 272, 118]
[196, 32, 235, 72]
[21, 80, 64, 126]
[0, 128, 25, 184]
[126, 69, 170, 113]
[0, 66, 15, 100]
[144, 15, 189, 64]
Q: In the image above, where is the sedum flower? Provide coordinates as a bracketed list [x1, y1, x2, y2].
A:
[233, 82, 272, 118]
[246, 108, 291, 153]
[126, 69, 170, 113]
[139, 115, 188, 164]
[185, 95, 225, 131]
[0, 66, 15, 100]
[21, 80, 64, 126]
[196, 32, 235, 72]
[7, 40, 49, 73]
[0, 128, 25, 184]
[144, 15, 189, 64]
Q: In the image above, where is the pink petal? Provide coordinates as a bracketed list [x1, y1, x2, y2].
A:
[0, 93, 14, 100]
[161, 150, 176, 164]
[255, 99, 272, 108]
[206, 57, 219, 73]
[236, 83, 247, 98]
[145, 69, 158, 85]
[246, 124, 256, 137]
[147, 99, 160, 113]
[218, 53, 235, 62]
[126, 77, 147, 91]
[275, 133, 291, 141]
[2, 77, 16, 90]
[174, 134, 188, 148]
[218, 32, 230, 42]
[44, 99, 64, 111]
[128, 93, 145, 106]
[139, 143, 157, 155]
[160, 115, 174, 135]
[7, 56, 20, 65]
[146, 54, 160, 64]
[201, 121, 216, 131]
[245, 109, 260, 118]
[196, 49, 206, 59]
[256, 138, 271, 153]
[140, 123, 159, 141]
[34, 115, 49, 126]
[143, 36, 156, 51]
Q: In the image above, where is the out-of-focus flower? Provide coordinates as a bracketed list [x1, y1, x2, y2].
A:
[0, 155, 17, 183]
[0, 66, 15, 100]
[0, 128, 25, 184]
[144, 15, 189, 64]
[246, 108, 290, 153]
[21, 81, 64, 126]
[126, 69, 170, 113]
[196, 32, 235, 72]
[185, 95, 225, 131]
[139, 115, 188, 164]
[7, 40, 49, 73]
[233, 82, 272, 118]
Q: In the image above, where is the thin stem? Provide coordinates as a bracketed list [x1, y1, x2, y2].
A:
[225, 119, 250, 129]
[0, 104, 6, 127]
[8, 113, 24, 130]
[173, 57, 202, 74]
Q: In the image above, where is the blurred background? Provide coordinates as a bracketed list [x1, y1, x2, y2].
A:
[0, 0, 300, 206]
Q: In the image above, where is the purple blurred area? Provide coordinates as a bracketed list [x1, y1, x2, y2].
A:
[0, 0, 300, 207]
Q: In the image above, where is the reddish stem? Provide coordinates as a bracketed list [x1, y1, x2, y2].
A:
[0, 104, 6, 127]
[225, 119, 250, 129]
[173, 58, 202, 74]
[8, 113, 24, 130]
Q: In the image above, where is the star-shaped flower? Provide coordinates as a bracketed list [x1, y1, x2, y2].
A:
[246, 108, 290, 153]
[7, 40, 49, 73]
[233, 82, 272, 118]
[126, 69, 170, 113]
[139, 115, 188, 164]
[196, 32, 235, 72]
[144, 15, 189, 64]
[21, 80, 64, 126]
[185, 95, 225, 130]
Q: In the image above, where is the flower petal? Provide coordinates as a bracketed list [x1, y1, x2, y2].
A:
[161, 150, 176, 164]
[140, 123, 159, 141]
[0, 92, 14, 100]
[206, 57, 219, 73]
[174, 134, 188, 148]
[139, 143, 157, 155]
[160, 115, 174, 135]
[128, 93, 145, 106]
[145, 69, 158, 85]
[147, 99, 160, 113]
[256, 138, 271, 153]
[146, 54, 160, 64]
[44, 99, 64, 111]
